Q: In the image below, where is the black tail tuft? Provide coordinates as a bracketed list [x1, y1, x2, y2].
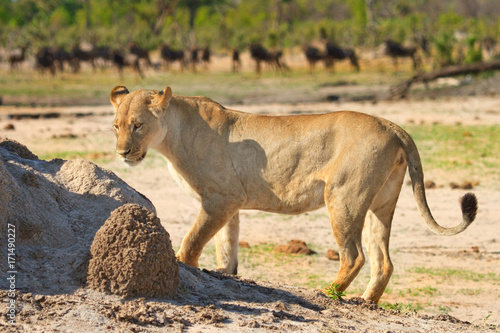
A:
[460, 193, 478, 223]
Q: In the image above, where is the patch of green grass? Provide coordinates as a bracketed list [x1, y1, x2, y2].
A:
[325, 283, 346, 301]
[0, 71, 116, 100]
[197, 245, 218, 268]
[410, 267, 499, 282]
[302, 273, 330, 290]
[38, 150, 114, 164]
[404, 124, 500, 187]
[398, 286, 439, 297]
[456, 288, 482, 295]
[383, 287, 394, 294]
[438, 305, 452, 314]
[239, 242, 277, 255]
[0, 66, 392, 105]
[379, 301, 427, 313]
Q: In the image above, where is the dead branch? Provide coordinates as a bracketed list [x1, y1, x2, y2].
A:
[388, 59, 500, 99]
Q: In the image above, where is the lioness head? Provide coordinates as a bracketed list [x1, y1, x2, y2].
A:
[110, 85, 172, 166]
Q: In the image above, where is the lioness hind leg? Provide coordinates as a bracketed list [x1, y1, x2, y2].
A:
[328, 209, 366, 292]
[214, 212, 240, 274]
[362, 209, 394, 303]
[325, 188, 369, 292]
[362, 164, 406, 303]
[325, 151, 401, 294]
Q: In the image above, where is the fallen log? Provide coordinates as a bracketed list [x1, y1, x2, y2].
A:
[388, 59, 500, 99]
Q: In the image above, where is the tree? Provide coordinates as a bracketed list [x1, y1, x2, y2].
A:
[178, 0, 236, 45]
[133, 0, 177, 36]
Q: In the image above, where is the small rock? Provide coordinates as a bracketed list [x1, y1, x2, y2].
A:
[239, 241, 250, 248]
[52, 133, 77, 139]
[451, 181, 477, 190]
[34, 295, 45, 302]
[275, 240, 316, 255]
[326, 249, 340, 261]
[424, 180, 436, 189]
[459, 181, 473, 190]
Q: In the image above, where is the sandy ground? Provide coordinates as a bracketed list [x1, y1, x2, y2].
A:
[1, 90, 499, 332]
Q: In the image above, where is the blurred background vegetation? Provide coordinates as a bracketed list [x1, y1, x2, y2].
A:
[1, 0, 499, 54]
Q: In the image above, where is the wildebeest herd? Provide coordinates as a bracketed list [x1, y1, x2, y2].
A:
[2, 38, 493, 77]
[3, 42, 221, 78]
[31, 42, 193, 78]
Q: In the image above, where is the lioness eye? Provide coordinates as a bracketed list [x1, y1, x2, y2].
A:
[134, 123, 142, 130]
[113, 124, 119, 132]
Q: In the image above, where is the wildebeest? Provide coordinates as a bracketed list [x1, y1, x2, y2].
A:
[325, 42, 360, 72]
[70, 45, 95, 72]
[232, 49, 241, 73]
[52, 47, 73, 72]
[8, 46, 27, 71]
[303, 45, 326, 73]
[249, 43, 288, 73]
[384, 40, 420, 71]
[92, 45, 113, 69]
[190, 47, 199, 72]
[112, 50, 144, 79]
[160, 44, 186, 71]
[35, 47, 56, 75]
[128, 42, 152, 68]
[201, 47, 211, 70]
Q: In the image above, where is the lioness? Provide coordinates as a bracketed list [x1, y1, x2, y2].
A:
[110, 85, 477, 303]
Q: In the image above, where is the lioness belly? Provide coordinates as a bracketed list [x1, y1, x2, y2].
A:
[167, 152, 325, 214]
[244, 178, 326, 214]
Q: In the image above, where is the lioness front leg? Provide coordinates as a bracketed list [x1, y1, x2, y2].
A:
[176, 197, 239, 269]
[214, 213, 240, 274]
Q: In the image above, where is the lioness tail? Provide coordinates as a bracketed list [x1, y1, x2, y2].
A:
[394, 125, 477, 236]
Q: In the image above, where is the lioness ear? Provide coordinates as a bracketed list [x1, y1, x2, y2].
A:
[110, 85, 130, 110]
[149, 86, 173, 118]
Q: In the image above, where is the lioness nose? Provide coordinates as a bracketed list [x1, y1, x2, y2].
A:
[117, 149, 131, 157]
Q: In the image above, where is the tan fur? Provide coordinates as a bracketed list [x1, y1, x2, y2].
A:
[111, 86, 477, 303]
